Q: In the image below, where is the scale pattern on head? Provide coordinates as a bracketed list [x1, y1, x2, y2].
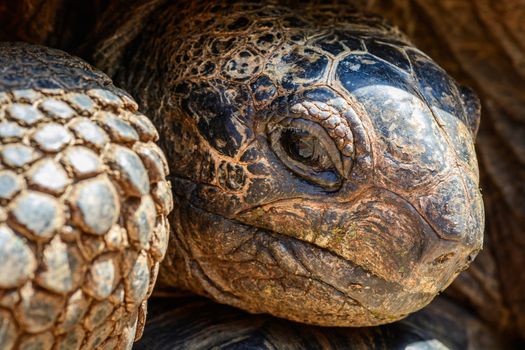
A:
[107, 0, 484, 326]
[0, 43, 172, 349]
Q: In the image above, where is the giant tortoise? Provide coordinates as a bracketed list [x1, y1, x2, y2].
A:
[0, 0, 523, 349]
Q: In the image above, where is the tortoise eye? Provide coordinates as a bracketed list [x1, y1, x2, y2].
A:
[281, 129, 333, 170]
[269, 118, 344, 190]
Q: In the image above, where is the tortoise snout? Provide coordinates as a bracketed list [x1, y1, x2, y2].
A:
[418, 174, 484, 248]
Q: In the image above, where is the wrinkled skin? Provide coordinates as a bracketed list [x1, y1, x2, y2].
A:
[94, 0, 485, 327]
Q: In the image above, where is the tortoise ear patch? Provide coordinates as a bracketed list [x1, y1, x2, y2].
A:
[459, 85, 481, 137]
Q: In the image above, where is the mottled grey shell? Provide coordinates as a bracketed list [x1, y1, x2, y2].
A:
[0, 42, 172, 350]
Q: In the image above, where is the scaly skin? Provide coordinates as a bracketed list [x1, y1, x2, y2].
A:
[0, 42, 172, 350]
[97, 0, 485, 327]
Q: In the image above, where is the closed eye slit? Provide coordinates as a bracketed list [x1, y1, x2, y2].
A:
[269, 117, 347, 190]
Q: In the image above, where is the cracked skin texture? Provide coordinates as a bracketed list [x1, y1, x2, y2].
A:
[95, 1, 485, 327]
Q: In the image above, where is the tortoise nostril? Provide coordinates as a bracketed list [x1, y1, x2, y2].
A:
[467, 249, 480, 264]
[432, 252, 455, 265]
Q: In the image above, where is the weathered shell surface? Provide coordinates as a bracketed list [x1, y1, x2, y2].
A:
[0, 42, 172, 350]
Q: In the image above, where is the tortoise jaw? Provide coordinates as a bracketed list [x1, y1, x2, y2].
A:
[234, 186, 476, 290]
[165, 195, 437, 327]
[169, 173, 479, 293]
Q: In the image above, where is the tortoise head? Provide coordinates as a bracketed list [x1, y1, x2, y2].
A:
[111, 2, 484, 326]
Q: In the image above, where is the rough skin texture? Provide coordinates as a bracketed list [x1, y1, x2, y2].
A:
[0, 42, 172, 350]
[96, 1, 485, 327]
